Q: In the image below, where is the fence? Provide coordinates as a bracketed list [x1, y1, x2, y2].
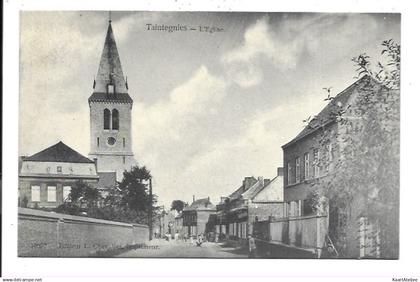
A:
[18, 207, 149, 257]
[253, 214, 328, 258]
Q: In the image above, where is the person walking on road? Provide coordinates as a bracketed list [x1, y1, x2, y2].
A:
[196, 234, 203, 247]
[248, 234, 257, 258]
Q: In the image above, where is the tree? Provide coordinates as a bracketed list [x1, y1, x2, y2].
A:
[116, 165, 158, 224]
[60, 166, 159, 224]
[56, 180, 101, 215]
[310, 39, 400, 258]
[119, 166, 153, 211]
[170, 200, 187, 213]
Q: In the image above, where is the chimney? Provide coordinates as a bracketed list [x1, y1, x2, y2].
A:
[258, 176, 264, 185]
[193, 195, 195, 202]
[243, 177, 257, 191]
[277, 167, 284, 176]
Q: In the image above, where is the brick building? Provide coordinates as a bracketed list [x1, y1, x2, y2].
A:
[282, 76, 397, 258]
[19, 141, 99, 209]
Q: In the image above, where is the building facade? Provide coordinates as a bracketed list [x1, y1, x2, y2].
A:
[182, 197, 216, 238]
[216, 169, 284, 242]
[19, 141, 99, 209]
[282, 76, 396, 258]
[88, 20, 137, 181]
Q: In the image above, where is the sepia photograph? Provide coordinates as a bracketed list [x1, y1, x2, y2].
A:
[16, 10, 400, 260]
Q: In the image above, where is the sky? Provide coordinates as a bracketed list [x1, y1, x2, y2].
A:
[19, 11, 400, 208]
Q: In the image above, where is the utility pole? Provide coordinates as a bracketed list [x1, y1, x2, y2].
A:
[148, 177, 153, 241]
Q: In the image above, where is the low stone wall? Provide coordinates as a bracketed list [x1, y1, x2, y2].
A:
[18, 207, 149, 257]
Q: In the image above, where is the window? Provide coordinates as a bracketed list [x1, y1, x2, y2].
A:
[57, 166, 62, 173]
[104, 109, 111, 130]
[123, 156, 126, 164]
[287, 162, 292, 185]
[112, 109, 119, 130]
[295, 157, 301, 183]
[304, 153, 310, 180]
[47, 186, 56, 202]
[107, 137, 116, 146]
[63, 186, 71, 201]
[313, 149, 320, 178]
[97, 137, 100, 147]
[123, 138, 126, 148]
[31, 185, 40, 202]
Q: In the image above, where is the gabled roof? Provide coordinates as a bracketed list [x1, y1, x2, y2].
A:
[282, 75, 373, 148]
[241, 179, 266, 200]
[228, 176, 258, 200]
[229, 185, 246, 200]
[184, 198, 215, 211]
[24, 141, 94, 164]
[252, 176, 283, 202]
[93, 22, 130, 96]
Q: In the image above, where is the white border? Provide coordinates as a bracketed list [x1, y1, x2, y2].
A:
[3, 0, 420, 281]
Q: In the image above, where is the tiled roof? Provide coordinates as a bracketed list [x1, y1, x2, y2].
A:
[282, 75, 373, 148]
[229, 185, 246, 200]
[24, 141, 94, 164]
[241, 179, 265, 200]
[184, 198, 215, 211]
[88, 92, 133, 103]
[228, 177, 258, 200]
[94, 22, 128, 94]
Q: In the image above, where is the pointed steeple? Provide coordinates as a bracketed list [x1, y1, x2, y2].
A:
[94, 21, 128, 94]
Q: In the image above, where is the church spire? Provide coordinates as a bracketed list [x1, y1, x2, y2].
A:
[94, 20, 127, 94]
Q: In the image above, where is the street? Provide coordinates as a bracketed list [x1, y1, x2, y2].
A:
[117, 238, 316, 258]
[117, 239, 248, 258]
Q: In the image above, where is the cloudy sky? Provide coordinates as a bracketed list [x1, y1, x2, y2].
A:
[19, 11, 400, 207]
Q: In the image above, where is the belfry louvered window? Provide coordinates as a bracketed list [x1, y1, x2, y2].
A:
[112, 109, 119, 130]
[104, 109, 111, 130]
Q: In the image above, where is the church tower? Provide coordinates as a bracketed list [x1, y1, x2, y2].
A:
[88, 20, 137, 181]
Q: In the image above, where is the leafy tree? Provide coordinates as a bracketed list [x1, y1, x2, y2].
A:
[58, 166, 159, 225]
[115, 165, 158, 224]
[69, 180, 101, 208]
[309, 39, 400, 258]
[56, 180, 101, 215]
[119, 166, 154, 211]
[170, 200, 187, 213]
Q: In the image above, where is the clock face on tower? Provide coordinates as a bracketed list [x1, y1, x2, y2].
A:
[107, 137, 116, 146]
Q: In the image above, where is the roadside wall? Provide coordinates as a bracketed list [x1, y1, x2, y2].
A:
[18, 207, 149, 257]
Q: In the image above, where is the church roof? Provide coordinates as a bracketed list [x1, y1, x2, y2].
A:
[24, 141, 94, 164]
[93, 21, 129, 95]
